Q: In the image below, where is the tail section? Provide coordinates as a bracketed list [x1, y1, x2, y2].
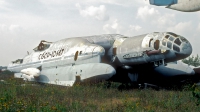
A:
[149, 0, 177, 6]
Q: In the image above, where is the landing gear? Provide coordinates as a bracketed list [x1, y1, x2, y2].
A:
[138, 83, 160, 90]
[117, 83, 134, 91]
[128, 73, 138, 82]
[152, 59, 165, 67]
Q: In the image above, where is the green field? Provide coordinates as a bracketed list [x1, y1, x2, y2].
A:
[1, 71, 200, 112]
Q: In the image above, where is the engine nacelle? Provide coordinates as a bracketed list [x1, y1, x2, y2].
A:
[21, 68, 40, 77]
[154, 61, 195, 77]
[149, 0, 177, 6]
[22, 74, 35, 81]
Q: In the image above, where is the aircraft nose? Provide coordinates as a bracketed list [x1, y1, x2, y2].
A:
[161, 33, 192, 59]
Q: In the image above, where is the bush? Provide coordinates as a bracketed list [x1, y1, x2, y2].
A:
[182, 55, 200, 67]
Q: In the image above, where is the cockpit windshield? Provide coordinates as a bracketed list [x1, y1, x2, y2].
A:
[163, 33, 182, 53]
[33, 40, 52, 51]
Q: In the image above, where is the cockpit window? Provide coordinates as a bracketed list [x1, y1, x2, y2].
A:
[149, 39, 153, 47]
[174, 38, 181, 46]
[169, 36, 175, 41]
[173, 45, 180, 52]
[74, 51, 79, 61]
[167, 41, 172, 49]
[33, 40, 52, 51]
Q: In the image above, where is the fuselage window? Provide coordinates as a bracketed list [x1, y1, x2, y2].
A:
[74, 51, 79, 61]
[167, 41, 172, 49]
[149, 39, 153, 47]
[174, 38, 181, 46]
[113, 48, 117, 55]
[154, 40, 160, 50]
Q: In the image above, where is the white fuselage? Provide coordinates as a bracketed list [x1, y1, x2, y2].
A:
[7, 32, 193, 86]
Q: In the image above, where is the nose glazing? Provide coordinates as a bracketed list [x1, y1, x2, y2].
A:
[178, 36, 192, 57]
[161, 33, 192, 56]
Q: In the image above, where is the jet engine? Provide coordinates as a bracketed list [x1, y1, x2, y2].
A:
[114, 32, 192, 66]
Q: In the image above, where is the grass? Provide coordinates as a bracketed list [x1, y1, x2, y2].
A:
[1, 71, 200, 112]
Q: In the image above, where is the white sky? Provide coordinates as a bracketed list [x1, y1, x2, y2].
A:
[0, 0, 200, 66]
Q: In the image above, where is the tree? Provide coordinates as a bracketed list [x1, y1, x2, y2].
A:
[182, 55, 200, 67]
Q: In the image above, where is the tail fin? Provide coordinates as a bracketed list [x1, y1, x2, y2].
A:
[149, 0, 177, 6]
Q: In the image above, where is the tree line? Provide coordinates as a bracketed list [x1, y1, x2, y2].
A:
[182, 55, 200, 67]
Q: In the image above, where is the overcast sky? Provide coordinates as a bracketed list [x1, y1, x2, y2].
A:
[0, 0, 200, 66]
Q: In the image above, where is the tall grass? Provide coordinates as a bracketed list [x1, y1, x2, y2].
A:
[0, 71, 200, 112]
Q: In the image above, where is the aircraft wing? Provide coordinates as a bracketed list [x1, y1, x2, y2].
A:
[154, 61, 195, 77]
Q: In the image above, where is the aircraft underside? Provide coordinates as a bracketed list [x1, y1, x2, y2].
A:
[110, 64, 200, 88]
[11, 58, 200, 88]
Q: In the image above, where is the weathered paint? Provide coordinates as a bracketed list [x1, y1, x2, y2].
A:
[7, 32, 194, 86]
[149, 0, 200, 12]
[167, 0, 200, 12]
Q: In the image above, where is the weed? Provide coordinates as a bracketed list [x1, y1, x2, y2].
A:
[1, 72, 200, 111]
